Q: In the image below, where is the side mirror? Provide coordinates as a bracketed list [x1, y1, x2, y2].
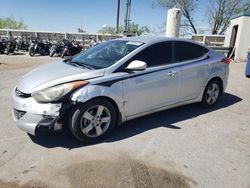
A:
[126, 60, 147, 71]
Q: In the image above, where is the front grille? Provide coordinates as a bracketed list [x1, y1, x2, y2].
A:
[13, 109, 26, 120]
[15, 88, 31, 98]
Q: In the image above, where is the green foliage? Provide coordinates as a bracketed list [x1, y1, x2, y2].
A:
[128, 22, 150, 36]
[77, 28, 86, 33]
[98, 22, 150, 36]
[0, 17, 27, 29]
[99, 26, 116, 35]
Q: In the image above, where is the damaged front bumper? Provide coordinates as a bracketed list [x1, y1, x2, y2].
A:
[12, 88, 62, 135]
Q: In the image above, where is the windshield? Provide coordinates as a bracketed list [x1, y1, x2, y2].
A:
[70, 40, 143, 69]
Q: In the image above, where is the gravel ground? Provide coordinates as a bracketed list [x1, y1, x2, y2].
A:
[0, 53, 249, 188]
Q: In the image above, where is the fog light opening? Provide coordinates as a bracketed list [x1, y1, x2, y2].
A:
[54, 122, 63, 131]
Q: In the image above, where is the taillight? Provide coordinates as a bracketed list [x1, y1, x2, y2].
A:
[221, 57, 231, 64]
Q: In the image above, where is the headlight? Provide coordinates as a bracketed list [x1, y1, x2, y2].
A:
[31, 81, 88, 103]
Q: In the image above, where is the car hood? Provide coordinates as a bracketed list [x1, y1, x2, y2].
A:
[17, 61, 105, 93]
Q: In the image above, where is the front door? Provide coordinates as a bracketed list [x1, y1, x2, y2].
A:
[122, 42, 180, 117]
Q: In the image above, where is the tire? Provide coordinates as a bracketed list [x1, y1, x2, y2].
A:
[69, 98, 117, 143]
[201, 80, 221, 107]
[29, 48, 35, 56]
[61, 51, 65, 58]
[6, 47, 10, 55]
[50, 50, 55, 57]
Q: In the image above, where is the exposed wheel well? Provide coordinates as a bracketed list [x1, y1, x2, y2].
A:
[76, 96, 122, 125]
[207, 77, 224, 95]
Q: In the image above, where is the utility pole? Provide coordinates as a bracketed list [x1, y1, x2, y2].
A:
[116, 0, 120, 34]
[124, 0, 131, 34]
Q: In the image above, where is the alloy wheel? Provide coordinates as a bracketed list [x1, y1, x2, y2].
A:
[206, 83, 219, 105]
[80, 105, 111, 138]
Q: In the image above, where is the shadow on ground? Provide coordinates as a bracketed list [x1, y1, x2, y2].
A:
[29, 93, 242, 149]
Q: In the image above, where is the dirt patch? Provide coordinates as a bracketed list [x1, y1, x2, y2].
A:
[0, 180, 48, 188]
[66, 158, 196, 188]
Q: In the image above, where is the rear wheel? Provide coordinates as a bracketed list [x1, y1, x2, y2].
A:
[69, 99, 117, 143]
[201, 80, 221, 107]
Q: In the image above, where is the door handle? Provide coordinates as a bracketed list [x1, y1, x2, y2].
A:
[167, 70, 178, 76]
[207, 62, 212, 67]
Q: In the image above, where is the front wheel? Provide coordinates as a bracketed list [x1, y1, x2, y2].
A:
[201, 80, 221, 107]
[49, 50, 55, 57]
[69, 99, 117, 143]
[6, 47, 11, 55]
[29, 48, 35, 56]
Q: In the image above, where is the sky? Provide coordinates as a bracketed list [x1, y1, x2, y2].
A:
[0, 0, 210, 34]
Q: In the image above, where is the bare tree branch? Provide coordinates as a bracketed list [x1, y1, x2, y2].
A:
[153, 0, 198, 34]
[208, 0, 249, 35]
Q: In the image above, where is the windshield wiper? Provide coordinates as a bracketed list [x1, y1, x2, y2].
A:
[65, 59, 94, 70]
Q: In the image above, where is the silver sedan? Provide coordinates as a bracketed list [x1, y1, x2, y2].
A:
[12, 37, 230, 143]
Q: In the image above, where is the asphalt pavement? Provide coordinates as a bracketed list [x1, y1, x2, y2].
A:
[0, 53, 249, 188]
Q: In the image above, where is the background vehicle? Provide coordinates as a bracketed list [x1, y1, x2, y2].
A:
[61, 40, 82, 58]
[49, 40, 64, 57]
[16, 38, 29, 51]
[6, 39, 17, 55]
[12, 37, 230, 144]
[29, 39, 51, 56]
[0, 38, 7, 54]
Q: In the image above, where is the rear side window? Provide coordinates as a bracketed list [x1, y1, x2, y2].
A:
[175, 41, 208, 62]
[133, 42, 173, 67]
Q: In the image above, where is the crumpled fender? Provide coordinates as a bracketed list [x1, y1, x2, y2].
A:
[70, 84, 126, 121]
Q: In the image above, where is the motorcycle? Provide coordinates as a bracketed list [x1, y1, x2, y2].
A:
[16, 39, 29, 51]
[0, 39, 7, 54]
[61, 40, 82, 58]
[6, 39, 17, 55]
[49, 41, 64, 57]
[29, 40, 51, 56]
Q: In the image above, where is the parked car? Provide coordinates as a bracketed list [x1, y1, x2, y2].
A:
[12, 37, 230, 143]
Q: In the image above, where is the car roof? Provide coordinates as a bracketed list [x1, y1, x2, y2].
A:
[116, 36, 210, 49]
[116, 36, 171, 44]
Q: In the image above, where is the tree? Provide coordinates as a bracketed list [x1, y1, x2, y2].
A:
[154, 0, 198, 34]
[98, 26, 116, 34]
[0, 17, 27, 29]
[77, 28, 86, 33]
[128, 22, 150, 36]
[98, 22, 150, 36]
[207, 0, 250, 34]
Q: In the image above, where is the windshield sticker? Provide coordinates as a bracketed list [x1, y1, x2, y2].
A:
[126, 41, 143, 46]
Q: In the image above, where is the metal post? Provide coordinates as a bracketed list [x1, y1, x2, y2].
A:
[124, 0, 131, 33]
[203, 35, 206, 45]
[116, 0, 120, 34]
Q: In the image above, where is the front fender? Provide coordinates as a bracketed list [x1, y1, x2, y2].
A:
[70, 84, 125, 121]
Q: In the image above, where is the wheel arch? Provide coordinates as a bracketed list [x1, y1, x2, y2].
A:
[206, 76, 224, 96]
[74, 96, 123, 125]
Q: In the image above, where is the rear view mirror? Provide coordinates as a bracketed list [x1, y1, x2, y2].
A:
[126, 60, 147, 71]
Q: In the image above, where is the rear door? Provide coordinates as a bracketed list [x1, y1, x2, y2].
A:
[122, 42, 181, 117]
[174, 41, 211, 101]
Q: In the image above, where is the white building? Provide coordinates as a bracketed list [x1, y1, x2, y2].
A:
[224, 11, 250, 61]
